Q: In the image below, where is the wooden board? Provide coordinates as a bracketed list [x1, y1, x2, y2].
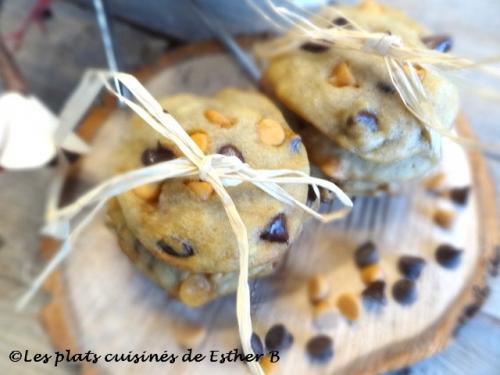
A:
[39, 41, 499, 375]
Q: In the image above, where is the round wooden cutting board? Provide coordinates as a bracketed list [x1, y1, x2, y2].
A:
[39, 41, 498, 375]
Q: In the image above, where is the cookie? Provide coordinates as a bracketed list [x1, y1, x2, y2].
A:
[261, 2, 459, 168]
[107, 199, 282, 307]
[299, 120, 438, 195]
[111, 89, 309, 274]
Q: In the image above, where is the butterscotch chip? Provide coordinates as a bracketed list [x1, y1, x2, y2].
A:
[433, 208, 455, 229]
[260, 354, 277, 374]
[308, 274, 330, 304]
[424, 172, 445, 191]
[133, 183, 161, 202]
[360, 264, 384, 285]
[190, 132, 209, 153]
[257, 118, 286, 146]
[178, 274, 213, 307]
[336, 293, 360, 321]
[186, 181, 214, 200]
[329, 62, 357, 87]
[175, 323, 207, 349]
[204, 109, 235, 128]
[319, 158, 340, 178]
[359, 0, 383, 12]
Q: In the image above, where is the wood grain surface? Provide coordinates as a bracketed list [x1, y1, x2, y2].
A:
[37, 41, 498, 375]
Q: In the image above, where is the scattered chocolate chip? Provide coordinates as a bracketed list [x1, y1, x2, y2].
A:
[354, 241, 379, 268]
[260, 213, 289, 243]
[376, 81, 396, 94]
[347, 111, 379, 132]
[392, 279, 417, 306]
[435, 244, 462, 269]
[306, 335, 334, 363]
[251, 333, 265, 356]
[449, 186, 470, 206]
[217, 144, 245, 162]
[398, 256, 426, 280]
[489, 245, 500, 277]
[421, 34, 453, 53]
[289, 135, 302, 153]
[162, 108, 170, 114]
[265, 324, 294, 352]
[300, 41, 330, 53]
[141, 142, 175, 166]
[332, 17, 348, 27]
[156, 239, 194, 257]
[362, 280, 387, 311]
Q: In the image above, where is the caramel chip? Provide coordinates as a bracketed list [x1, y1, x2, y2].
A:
[336, 293, 360, 321]
[424, 172, 445, 191]
[360, 264, 384, 285]
[319, 158, 340, 178]
[260, 354, 277, 374]
[204, 109, 235, 128]
[133, 183, 161, 202]
[257, 118, 286, 146]
[308, 274, 330, 304]
[186, 181, 214, 200]
[329, 62, 357, 87]
[175, 324, 207, 350]
[178, 274, 213, 307]
[190, 132, 209, 153]
[433, 208, 455, 229]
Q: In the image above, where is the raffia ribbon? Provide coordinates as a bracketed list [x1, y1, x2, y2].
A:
[17, 70, 352, 375]
[251, 0, 500, 161]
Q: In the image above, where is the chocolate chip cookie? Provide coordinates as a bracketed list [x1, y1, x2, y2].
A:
[110, 89, 309, 278]
[260, 1, 459, 193]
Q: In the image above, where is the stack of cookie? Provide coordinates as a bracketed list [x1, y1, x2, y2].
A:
[107, 89, 310, 307]
[261, 1, 459, 195]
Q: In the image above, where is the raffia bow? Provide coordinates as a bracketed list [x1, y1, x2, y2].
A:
[250, 0, 500, 161]
[17, 70, 352, 375]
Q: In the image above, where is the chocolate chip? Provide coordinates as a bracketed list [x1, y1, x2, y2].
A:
[421, 34, 453, 53]
[449, 186, 470, 205]
[251, 333, 265, 356]
[362, 280, 387, 311]
[354, 241, 379, 268]
[162, 108, 170, 114]
[141, 142, 175, 166]
[217, 144, 245, 162]
[332, 17, 348, 27]
[260, 213, 289, 243]
[347, 111, 379, 132]
[265, 324, 294, 352]
[156, 239, 194, 257]
[435, 244, 462, 269]
[300, 41, 330, 53]
[392, 279, 417, 306]
[376, 81, 396, 94]
[289, 135, 302, 153]
[306, 335, 334, 363]
[398, 256, 426, 280]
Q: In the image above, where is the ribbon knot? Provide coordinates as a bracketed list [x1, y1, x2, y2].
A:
[362, 33, 401, 56]
[198, 154, 216, 182]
